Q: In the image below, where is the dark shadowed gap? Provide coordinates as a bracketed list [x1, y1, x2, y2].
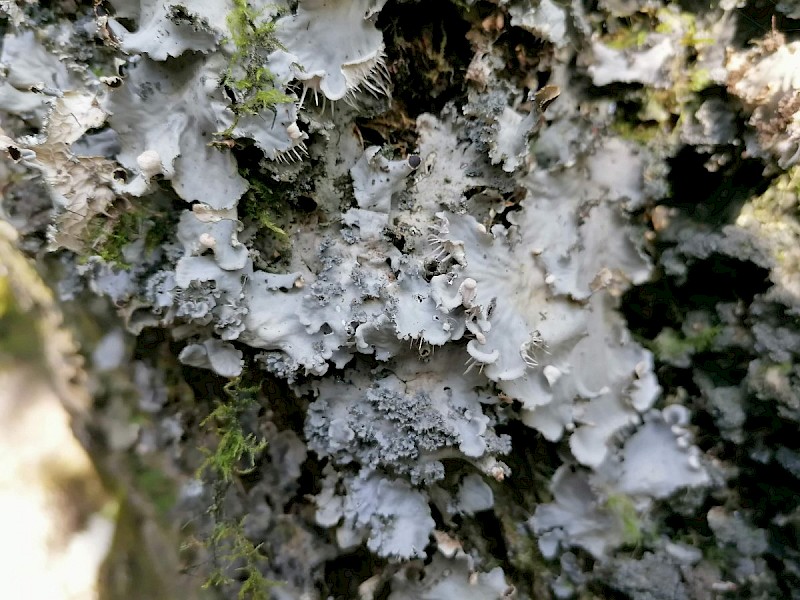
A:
[732, 0, 800, 45]
[622, 255, 770, 341]
[375, 0, 474, 118]
[355, 0, 478, 151]
[319, 546, 388, 600]
[664, 148, 771, 226]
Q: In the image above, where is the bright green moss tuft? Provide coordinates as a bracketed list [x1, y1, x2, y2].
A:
[203, 520, 279, 599]
[220, 0, 294, 134]
[197, 378, 267, 483]
[196, 377, 277, 598]
[241, 175, 288, 238]
[689, 68, 712, 93]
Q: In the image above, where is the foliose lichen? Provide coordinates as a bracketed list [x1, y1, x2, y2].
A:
[3, 0, 800, 597]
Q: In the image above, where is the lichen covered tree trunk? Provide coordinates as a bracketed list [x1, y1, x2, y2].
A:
[2, 1, 800, 599]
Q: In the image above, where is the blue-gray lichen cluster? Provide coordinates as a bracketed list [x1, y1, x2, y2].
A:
[3, 0, 800, 598]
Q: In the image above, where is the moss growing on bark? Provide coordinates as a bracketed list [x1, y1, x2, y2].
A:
[221, 0, 293, 134]
[195, 376, 276, 599]
[198, 378, 267, 483]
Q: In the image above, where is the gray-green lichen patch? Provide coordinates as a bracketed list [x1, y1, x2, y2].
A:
[274, 0, 390, 102]
[106, 0, 232, 60]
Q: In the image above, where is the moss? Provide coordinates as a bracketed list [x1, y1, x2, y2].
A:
[655, 21, 673, 35]
[195, 377, 279, 598]
[495, 505, 556, 599]
[649, 325, 721, 366]
[655, 8, 709, 49]
[84, 205, 172, 268]
[144, 212, 174, 252]
[597, 7, 666, 51]
[772, 362, 794, 376]
[220, 0, 293, 135]
[689, 68, 712, 93]
[237, 165, 295, 267]
[240, 168, 289, 239]
[197, 378, 267, 483]
[84, 213, 136, 268]
[602, 8, 716, 142]
[749, 168, 800, 214]
[612, 120, 661, 145]
[680, 21, 714, 50]
[202, 520, 280, 600]
[605, 493, 643, 547]
[604, 28, 649, 50]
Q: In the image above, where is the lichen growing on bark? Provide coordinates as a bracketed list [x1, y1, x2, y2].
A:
[2, 0, 800, 598]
